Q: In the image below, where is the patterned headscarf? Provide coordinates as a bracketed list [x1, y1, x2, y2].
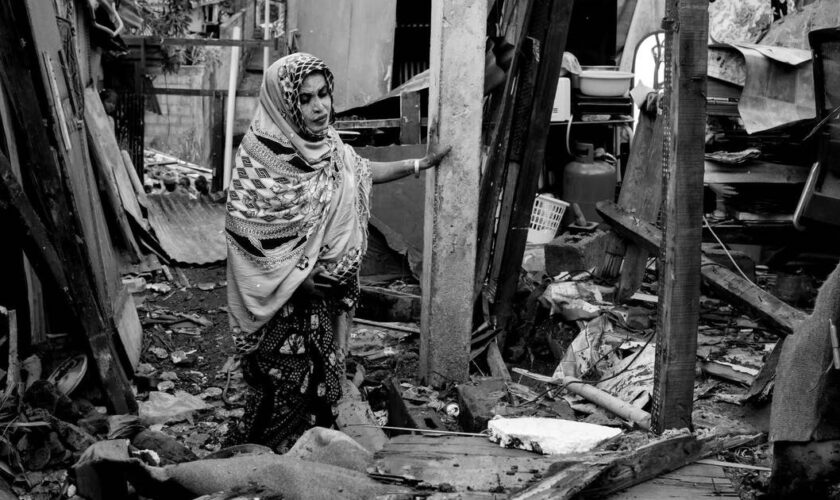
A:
[260, 53, 335, 142]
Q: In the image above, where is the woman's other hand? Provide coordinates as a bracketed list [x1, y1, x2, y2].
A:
[298, 266, 338, 298]
[420, 143, 452, 170]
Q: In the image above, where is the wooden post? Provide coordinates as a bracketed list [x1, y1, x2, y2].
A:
[651, 0, 708, 433]
[420, 0, 486, 386]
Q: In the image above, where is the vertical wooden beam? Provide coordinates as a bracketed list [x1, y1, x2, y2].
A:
[493, 0, 573, 330]
[651, 0, 708, 433]
[475, 0, 534, 299]
[420, 0, 486, 386]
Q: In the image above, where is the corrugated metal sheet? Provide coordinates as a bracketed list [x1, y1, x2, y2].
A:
[145, 194, 226, 264]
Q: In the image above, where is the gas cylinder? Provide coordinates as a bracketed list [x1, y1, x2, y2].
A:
[561, 143, 616, 223]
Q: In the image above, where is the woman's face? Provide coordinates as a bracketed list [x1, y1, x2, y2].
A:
[298, 72, 332, 134]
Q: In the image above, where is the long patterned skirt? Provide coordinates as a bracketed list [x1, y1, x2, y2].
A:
[224, 284, 356, 452]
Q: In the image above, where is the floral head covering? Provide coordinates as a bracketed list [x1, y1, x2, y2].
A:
[260, 53, 335, 141]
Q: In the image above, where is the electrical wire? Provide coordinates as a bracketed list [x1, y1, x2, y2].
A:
[565, 114, 574, 156]
[702, 215, 756, 286]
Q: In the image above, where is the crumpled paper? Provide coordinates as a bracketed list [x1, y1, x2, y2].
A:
[139, 391, 210, 426]
[540, 281, 604, 321]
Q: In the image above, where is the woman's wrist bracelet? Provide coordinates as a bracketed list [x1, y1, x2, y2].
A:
[413, 159, 420, 178]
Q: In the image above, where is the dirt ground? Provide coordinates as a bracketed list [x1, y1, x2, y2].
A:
[127, 261, 779, 498]
[133, 263, 428, 457]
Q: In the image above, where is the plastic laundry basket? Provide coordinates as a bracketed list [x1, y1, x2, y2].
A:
[527, 194, 569, 244]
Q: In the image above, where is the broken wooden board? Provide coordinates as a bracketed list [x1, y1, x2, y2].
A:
[372, 435, 557, 494]
[745, 338, 785, 402]
[596, 200, 806, 336]
[84, 87, 143, 261]
[486, 339, 511, 381]
[113, 286, 143, 370]
[511, 432, 761, 499]
[605, 463, 736, 499]
[120, 149, 149, 211]
[599, 102, 664, 299]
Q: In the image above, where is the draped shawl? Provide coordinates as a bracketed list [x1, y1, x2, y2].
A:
[226, 53, 372, 335]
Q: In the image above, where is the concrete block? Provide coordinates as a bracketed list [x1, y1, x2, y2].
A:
[545, 229, 610, 277]
[457, 377, 507, 432]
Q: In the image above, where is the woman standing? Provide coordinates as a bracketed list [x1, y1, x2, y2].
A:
[224, 53, 447, 451]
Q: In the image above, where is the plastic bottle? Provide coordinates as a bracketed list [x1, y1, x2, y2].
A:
[561, 142, 616, 223]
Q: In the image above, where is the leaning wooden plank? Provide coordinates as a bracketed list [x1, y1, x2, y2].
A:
[596, 201, 660, 251]
[510, 459, 610, 500]
[0, 79, 46, 344]
[14, 0, 120, 305]
[599, 98, 663, 286]
[475, 0, 534, 298]
[120, 150, 149, 211]
[85, 87, 144, 259]
[0, 152, 136, 413]
[613, 112, 665, 301]
[512, 431, 762, 499]
[700, 264, 806, 336]
[492, 0, 574, 331]
[597, 200, 806, 336]
[744, 338, 785, 402]
[606, 463, 736, 499]
[580, 432, 763, 497]
[486, 339, 511, 381]
[113, 286, 143, 370]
